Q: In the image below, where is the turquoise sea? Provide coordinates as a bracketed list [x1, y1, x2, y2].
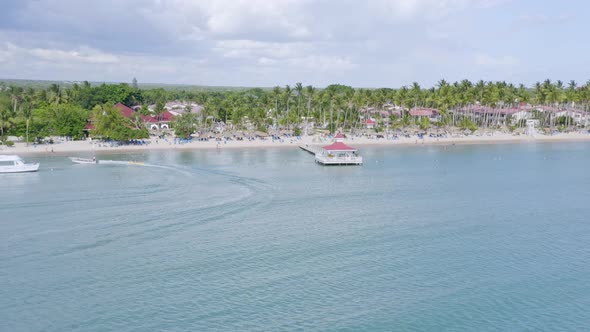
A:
[1, 143, 590, 331]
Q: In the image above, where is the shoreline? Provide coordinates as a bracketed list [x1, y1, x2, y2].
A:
[2, 133, 590, 156]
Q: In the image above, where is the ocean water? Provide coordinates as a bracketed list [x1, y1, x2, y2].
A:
[1, 142, 590, 331]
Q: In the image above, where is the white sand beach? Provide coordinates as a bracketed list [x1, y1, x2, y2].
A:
[2, 132, 589, 156]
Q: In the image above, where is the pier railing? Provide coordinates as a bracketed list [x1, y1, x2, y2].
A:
[315, 154, 363, 165]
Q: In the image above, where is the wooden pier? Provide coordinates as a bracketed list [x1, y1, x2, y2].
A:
[299, 144, 323, 155]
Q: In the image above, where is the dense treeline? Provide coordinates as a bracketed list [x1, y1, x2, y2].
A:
[0, 79, 589, 143]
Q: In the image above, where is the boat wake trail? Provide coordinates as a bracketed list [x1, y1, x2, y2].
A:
[98, 160, 145, 166]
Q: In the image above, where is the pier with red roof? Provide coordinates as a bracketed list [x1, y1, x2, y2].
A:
[299, 133, 363, 165]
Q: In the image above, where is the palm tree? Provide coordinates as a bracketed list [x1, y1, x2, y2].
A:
[304, 85, 315, 135]
[48, 84, 61, 105]
[0, 96, 15, 139]
[8, 86, 23, 116]
[283, 85, 292, 130]
[272, 86, 281, 130]
[21, 100, 34, 145]
[566, 80, 577, 105]
[533, 81, 543, 104]
[295, 82, 303, 121]
[475, 80, 485, 103]
[410, 82, 421, 107]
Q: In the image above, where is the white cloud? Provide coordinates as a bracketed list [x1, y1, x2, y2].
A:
[477, 0, 513, 8]
[214, 40, 311, 59]
[256, 55, 355, 71]
[474, 53, 518, 66]
[28, 46, 119, 64]
[203, 0, 310, 38]
[287, 55, 356, 71]
[138, 0, 312, 42]
[519, 12, 575, 25]
[0, 42, 198, 83]
[0, 43, 18, 63]
[368, 0, 472, 21]
[257, 57, 278, 66]
[0, 0, 585, 87]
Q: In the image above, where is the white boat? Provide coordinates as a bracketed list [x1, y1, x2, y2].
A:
[69, 157, 97, 164]
[0, 155, 40, 173]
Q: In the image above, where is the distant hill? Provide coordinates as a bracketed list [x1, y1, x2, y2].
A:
[0, 78, 267, 91]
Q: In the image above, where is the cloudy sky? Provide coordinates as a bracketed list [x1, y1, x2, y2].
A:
[0, 0, 587, 88]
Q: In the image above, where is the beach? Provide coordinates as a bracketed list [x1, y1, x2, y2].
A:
[2, 131, 590, 155]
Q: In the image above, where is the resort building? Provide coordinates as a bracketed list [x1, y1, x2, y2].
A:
[553, 109, 590, 126]
[409, 107, 441, 122]
[115, 103, 175, 130]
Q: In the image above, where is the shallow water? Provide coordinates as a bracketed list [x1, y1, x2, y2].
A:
[2, 142, 590, 331]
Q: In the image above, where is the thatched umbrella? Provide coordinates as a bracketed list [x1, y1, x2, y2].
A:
[254, 131, 269, 137]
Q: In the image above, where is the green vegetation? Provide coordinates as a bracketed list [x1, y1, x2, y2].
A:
[173, 113, 198, 139]
[0, 78, 589, 143]
[91, 104, 148, 141]
[419, 117, 430, 130]
[1, 139, 14, 147]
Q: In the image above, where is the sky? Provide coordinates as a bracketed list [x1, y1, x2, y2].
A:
[0, 0, 588, 88]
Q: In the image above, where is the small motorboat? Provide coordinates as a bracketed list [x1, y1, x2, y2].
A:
[69, 157, 97, 164]
[0, 155, 40, 173]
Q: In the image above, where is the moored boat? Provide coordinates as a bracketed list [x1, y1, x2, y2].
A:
[0, 155, 40, 173]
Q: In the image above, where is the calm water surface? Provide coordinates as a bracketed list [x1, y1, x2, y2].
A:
[1, 143, 590, 331]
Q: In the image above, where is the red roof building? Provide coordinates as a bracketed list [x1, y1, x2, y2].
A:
[409, 107, 439, 117]
[159, 111, 175, 122]
[322, 141, 357, 151]
[323, 132, 356, 151]
[142, 115, 158, 123]
[114, 103, 136, 118]
[113, 103, 176, 131]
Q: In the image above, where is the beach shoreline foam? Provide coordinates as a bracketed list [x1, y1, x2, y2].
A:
[1, 132, 589, 156]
